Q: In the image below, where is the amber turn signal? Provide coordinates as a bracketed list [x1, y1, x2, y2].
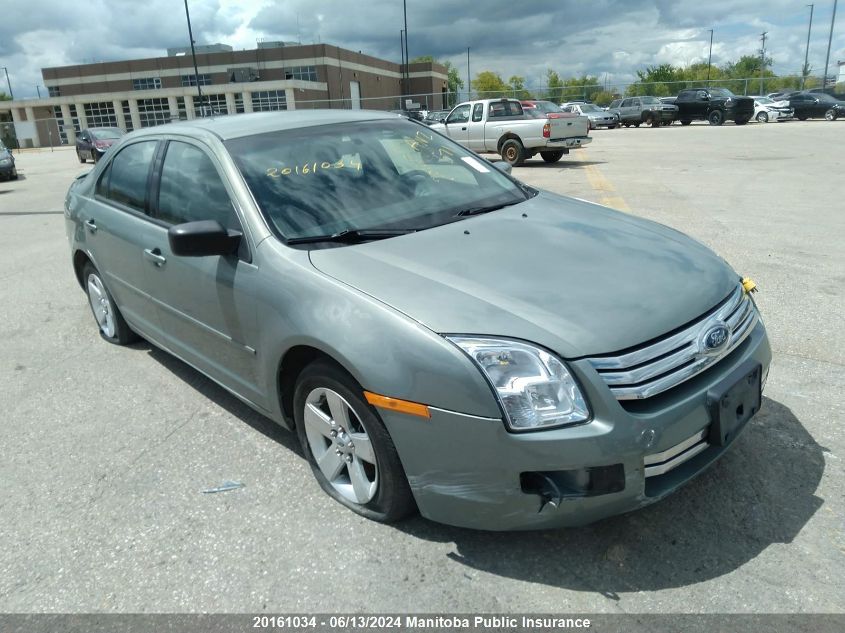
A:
[363, 391, 431, 418]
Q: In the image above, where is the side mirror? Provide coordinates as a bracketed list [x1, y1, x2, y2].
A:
[168, 220, 241, 257]
[491, 160, 512, 174]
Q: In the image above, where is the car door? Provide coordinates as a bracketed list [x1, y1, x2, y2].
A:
[467, 103, 486, 151]
[143, 139, 262, 403]
[443, 104, 471, 146]
[619, 98, 633, 122]
[84, 139, 163, 335]
[790, 95, 811, 118]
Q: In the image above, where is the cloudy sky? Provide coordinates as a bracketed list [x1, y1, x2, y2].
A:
[1, 0, 842, 99]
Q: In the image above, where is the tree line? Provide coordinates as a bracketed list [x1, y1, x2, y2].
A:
[466, 56, 824, 106]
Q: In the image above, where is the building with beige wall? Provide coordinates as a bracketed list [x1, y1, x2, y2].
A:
[0, 42, 449, 148]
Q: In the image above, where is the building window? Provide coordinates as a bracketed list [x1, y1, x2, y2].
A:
[194, 93, 228, 117]
[136, 98, 171, 127]
[228, 67, 259, 83]
[132, 77, 162, 91]
[121, 101, 134, 132]
[181, 74, 211, 87]
[84, 102, 118, 129]
[48, 86, 61, 97]
[175, 96, 187, 120]
[234, 93, 244, 113]
[284, 66, 318, 82]
[251, 90, 287, 112]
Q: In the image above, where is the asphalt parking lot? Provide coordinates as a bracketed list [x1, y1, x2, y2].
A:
[0, 120, 842, 614]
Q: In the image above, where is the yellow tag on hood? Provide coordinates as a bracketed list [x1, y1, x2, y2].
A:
[741, 277, 757, 294]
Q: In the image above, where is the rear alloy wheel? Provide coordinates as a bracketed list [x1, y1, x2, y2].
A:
[82, 262, 138, 345]
[708, 110, 724, 125]
[294, 361, 415, 523]
[756, 111, 769, 123]
[824, 108, 838, 121]
[500, 139, 526, 167]
[540, 150, 564, 163]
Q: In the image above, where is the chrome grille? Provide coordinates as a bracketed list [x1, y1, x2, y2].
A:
[586, 284, 758, 400]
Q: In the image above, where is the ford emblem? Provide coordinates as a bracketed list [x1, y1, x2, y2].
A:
[700, 323, 730, 354]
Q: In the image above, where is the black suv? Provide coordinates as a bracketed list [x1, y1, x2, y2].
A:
[675, 88, 754, 126]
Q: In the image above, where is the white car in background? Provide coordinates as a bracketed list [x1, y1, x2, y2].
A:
[751, 96, 794, 123]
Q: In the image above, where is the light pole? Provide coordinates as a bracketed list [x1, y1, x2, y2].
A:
[803, 5, 815, 89]
[707, 29, 714, 82]
[403, 0, 409, 100]
[466, 47, 471, 101]
[759, 31, 768, 95]
[822, 0, 838, 91]
[183, 0, 206, 116]
[1, 66, 12, 99]
[36, 85, 41, 99]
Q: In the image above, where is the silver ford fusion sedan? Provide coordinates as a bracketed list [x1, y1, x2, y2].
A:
[65, 110, 771, 530]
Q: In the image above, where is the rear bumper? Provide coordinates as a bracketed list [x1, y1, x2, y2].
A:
[383, 320, 771, 531]
[546, 136, 592, 149]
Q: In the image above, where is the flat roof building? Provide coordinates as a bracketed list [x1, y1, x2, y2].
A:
[0, 42, 449, 148]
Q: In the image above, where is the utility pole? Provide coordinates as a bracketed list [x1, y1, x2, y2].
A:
[707, 29, 714, 82]
[183, 0, 206, 117]
[822, 0, 838, 91]
[403, 0, 409, 101]
[466, 47, 471, 100]
[759, 31, 768, 95]
[803, 5, 815, 89]
[1, 67, 12, 99]
[400, 29, 406, 102]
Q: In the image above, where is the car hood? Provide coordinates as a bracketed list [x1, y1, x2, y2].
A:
[309, 193, 738, 358]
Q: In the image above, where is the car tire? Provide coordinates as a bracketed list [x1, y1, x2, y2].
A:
[82, 262, 139, 345]
[708, 110, 724, 125]
[756, 111, 769, 123]
[294, 360, 416, 523]
[680, 120, 692, 126]
[77, 151, 86, 164]
[797, 115, 808, 121]
[540, 150, 564, 163]
[824, 108, 838, 121]
[500, 139, 526, 167]
[634, 123, 641, 128]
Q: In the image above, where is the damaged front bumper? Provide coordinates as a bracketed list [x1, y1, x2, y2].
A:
[380, 321, 771, 531]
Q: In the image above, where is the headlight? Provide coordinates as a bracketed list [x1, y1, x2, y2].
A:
[447, 336, 590, 431]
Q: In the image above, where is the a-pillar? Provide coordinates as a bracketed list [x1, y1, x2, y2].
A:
[60, 103, 77, 144]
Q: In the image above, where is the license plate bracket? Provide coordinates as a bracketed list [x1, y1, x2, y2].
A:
[707, 360, 762, 447]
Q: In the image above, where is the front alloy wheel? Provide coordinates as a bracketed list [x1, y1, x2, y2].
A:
[294, 361, 415, 522]
[303, 387, 378, 505]
[756, 111, 769, 123]
[825, 108, 838, 121]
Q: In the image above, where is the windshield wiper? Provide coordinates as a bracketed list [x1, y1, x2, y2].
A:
[455, 200, 522, 217]
[286, 228, 418, 245]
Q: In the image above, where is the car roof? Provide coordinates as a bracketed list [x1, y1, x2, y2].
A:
[127, 110, 400, 141]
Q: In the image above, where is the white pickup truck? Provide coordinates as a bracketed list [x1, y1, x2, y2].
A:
[428, 98, 591, 166]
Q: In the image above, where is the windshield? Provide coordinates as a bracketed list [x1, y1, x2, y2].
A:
[580, 104, 602, 112]
[226, 119, 527, 242]
[641, 97, 660, 104]
[531, 101, 562, 114]
[709, 88, 736, 97]
[91, 128, 125, 140]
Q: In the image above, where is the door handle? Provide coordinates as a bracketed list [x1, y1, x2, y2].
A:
[84, 219, 97, 233]
[143, 248, 167, 267]
[461, 126, 467, 130]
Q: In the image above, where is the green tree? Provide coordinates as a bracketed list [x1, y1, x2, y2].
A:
[472, 71, 510, 98]
[592, 90, 617, 107]
[0, 92, 11, 101]
[544, 69, 564, 102]
[507, 75, 532, 99]
[411, 56, 463, 106]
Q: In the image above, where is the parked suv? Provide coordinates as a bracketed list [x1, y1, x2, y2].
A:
[675, 88, 754, 126]
[616, 96, 678, 127]
[0, 140, 17, 181]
